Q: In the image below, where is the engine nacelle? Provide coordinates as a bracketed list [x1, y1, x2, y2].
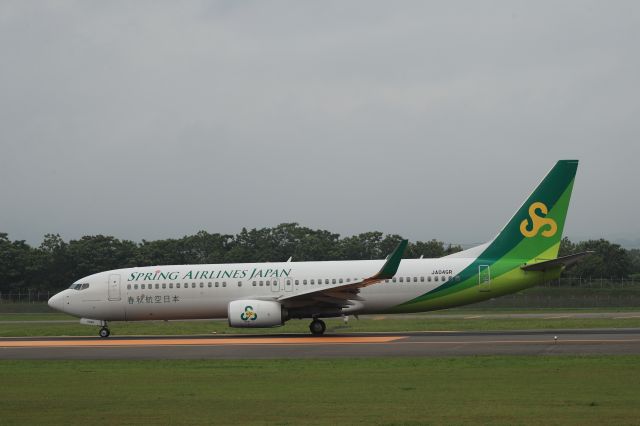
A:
[228, 300, 284, 328]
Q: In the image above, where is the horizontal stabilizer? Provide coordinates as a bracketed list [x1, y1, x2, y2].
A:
[521, 251, 594, 272]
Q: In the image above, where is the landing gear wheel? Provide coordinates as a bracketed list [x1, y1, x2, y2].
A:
[99, 327, 110, 338]
[309, 319, 326, 336]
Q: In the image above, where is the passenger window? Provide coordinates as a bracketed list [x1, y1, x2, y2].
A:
[420, 277, 424, 282]
[347, 278, 351, 282]
[222, 282, 227, 287]
[414, 277, 417, 282]
[216, 282, 220, 287]
[339, 278, 343, 284]
[141, 284, 146, 290]
[238, 282, 242, 287]
[427, 276, 432, 282]
[310, 279, 314, 285]
[169, 283, 173, 289]
[252, 281, 256, 286]
[177, 283, 181, 289]
[399, 277, 403, 283]
[208, 283, 212, 288]
[325, 279, 329, 284]
[127, 284, 131, 290]
[295, 280, 299, 285]
[191, 283, 195, 288]
[200, 283, 204, 288]
[392, 278, 397, 283]
[134, 284, 139, 290]
[266, 281, 270, 286]
[303, 279, 307, 285]
[332, 279, 336, 284]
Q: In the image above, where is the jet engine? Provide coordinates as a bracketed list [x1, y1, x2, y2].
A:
[228, 300, 284, 328]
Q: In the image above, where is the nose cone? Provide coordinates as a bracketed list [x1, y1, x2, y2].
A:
[48, 292, 64, 312]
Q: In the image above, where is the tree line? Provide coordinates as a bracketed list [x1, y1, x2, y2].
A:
[1, 223, 638, 292]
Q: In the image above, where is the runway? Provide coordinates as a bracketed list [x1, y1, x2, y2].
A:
[2, 329, 640, 359]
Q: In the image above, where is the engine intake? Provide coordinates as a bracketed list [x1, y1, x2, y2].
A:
[228, 300, 284, 328]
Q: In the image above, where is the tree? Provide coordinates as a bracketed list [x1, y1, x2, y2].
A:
[570, 239, 631, 278]
[66, 235, 139, 280]
[0, 233, 33, 292]
[629, 249, 640, 277]
[408, 239, 462, 258]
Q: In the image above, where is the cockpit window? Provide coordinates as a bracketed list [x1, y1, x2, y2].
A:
[69, 283, 90, 290]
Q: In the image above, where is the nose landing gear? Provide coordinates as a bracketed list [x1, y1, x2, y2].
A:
[99, 326, 110, 338]
[309, 319, 326, 336]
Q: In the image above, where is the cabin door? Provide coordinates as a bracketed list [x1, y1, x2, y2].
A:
[108, 274, 121, 301]
[478, 265, 491, 292]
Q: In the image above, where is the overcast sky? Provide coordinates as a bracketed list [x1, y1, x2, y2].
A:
[1, 1, 639, 248]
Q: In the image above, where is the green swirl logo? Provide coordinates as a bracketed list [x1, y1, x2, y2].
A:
[240, 305, 257, 321]
[519, 202, 558, 238]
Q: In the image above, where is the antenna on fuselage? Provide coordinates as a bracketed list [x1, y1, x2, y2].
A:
[286, 256, 292, 262]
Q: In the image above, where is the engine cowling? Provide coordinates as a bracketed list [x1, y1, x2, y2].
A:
[228, 300, 284, 328]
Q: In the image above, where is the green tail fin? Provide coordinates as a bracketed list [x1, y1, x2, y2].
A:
[481, 160, 578, 262]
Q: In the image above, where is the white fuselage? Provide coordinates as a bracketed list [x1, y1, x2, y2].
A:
[48, 258, 474, 322]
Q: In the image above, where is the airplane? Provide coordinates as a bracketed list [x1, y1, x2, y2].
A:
[48, 160, 589, 337]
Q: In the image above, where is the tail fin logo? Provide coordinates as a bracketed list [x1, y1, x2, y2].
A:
[519, 202, 558, 238]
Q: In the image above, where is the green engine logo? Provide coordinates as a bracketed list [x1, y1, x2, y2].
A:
[240, 305, 257, 321]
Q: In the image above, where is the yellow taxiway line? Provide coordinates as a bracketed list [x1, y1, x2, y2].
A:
[0, 336, 405, 348]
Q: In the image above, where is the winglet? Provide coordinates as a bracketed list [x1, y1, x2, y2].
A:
[372, 239, 408, 279]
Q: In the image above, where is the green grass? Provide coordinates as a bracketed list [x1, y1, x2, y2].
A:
[0, 313, 76, 321]
[1, 357, 639, 425]
[2, 315, 640, 337]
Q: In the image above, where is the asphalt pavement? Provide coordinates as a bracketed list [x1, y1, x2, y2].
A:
[1, 328, 639, 359]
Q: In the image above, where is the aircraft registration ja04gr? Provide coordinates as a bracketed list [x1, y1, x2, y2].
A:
[48, 160, 590, 338]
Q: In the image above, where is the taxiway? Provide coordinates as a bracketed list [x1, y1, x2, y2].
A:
[1, 328, 639, 359]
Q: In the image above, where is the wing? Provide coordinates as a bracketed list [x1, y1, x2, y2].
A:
[277, 240, 408, 315]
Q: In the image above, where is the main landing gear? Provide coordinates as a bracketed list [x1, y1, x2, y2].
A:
[99, 326, 110, 338]
[309, 319, 326, 336]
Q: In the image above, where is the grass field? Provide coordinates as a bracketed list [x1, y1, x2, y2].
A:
[1, 356, 639, 425]
[2, 311, 640, 337]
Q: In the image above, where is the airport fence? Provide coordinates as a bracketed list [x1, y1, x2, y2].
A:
[0, 291, 55, 304]
[0, 278, 639, 308]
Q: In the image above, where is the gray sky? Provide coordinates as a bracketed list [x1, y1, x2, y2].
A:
[1, 1, 639, 247]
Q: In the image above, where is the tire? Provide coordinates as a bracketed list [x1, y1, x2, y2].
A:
[99, 327, 110, 338]
[309, 319, 326, 336]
